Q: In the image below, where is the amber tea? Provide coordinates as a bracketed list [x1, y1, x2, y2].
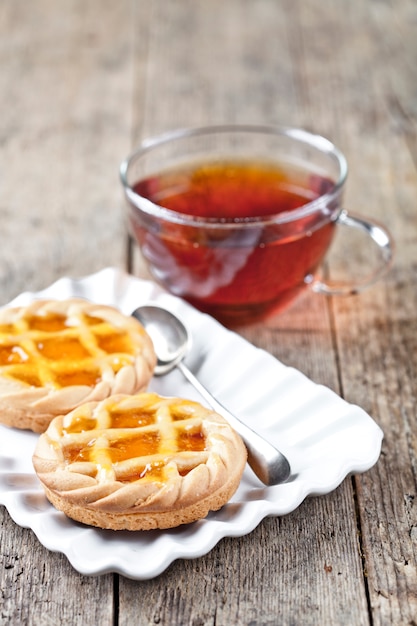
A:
[122, 126, 393, 325]
[130, 160, 336, 325]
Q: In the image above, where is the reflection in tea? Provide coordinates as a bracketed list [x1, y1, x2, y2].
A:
[130, 161, 337, 325]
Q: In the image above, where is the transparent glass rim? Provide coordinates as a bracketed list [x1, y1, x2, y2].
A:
[119, 124, 348, 228]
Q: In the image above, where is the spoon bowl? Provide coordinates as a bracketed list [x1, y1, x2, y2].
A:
[134, 305, 190, 375]
[132, 304, 291, 486]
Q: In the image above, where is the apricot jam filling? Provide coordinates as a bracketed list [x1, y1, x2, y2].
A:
[60, 403, 208, 484]
[11, 370, 42, 387]
[53, 368, 102, 388]
[108, 408, 156, 429]
[95, 331, 133, 354]
[62, 415, 97, 435]
[0, 345, 29, 365]
[26, 313, 69, 332]
[0, 310, 138, 388]
[37, 337, 91, 360]
[178, 429, 206, 451]
[118, 462, 165, 483]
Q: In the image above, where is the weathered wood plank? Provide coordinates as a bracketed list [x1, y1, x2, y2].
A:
[322, 1, 417, 624]
[0, 516, 114, 625]
[0, 0, 135, 304]
[0, 1, 141, 624]
[119, 486, 368, 626]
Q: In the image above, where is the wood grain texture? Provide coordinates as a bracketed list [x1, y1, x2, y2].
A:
[0, 0, 135, 303]
[1, 0, 416, 624]
[119, 486, 369, 626]
[0, 520, 114, 625]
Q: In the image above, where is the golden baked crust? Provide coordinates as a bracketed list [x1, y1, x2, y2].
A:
[32, 392, 247, 530]
[0, 299, 156, 432]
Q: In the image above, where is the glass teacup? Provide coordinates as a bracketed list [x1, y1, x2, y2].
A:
[120, 125, 393, 326]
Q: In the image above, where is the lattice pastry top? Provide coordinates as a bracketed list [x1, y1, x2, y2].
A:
[0, 299, 156, 432]
[33, 392, 247, 530]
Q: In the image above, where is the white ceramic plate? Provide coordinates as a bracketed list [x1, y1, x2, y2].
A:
[0, 268, 383, 579]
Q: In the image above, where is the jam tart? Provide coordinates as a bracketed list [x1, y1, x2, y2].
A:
[0, 299, 156, 433]
[32, 392, 247, 530]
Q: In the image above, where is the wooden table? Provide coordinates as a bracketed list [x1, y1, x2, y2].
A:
[1, 1, 416, 624]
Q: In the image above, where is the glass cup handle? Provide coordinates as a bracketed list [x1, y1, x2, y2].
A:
[311, 209, 394, 296]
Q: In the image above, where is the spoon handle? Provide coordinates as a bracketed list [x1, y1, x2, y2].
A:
[176, 361, 291, 486]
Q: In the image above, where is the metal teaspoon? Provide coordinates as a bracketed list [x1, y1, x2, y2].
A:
[132, 305, 291, 486]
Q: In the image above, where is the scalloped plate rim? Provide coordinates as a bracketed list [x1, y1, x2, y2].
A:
[0, 267, 383, 579]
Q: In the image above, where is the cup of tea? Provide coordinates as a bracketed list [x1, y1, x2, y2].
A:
[120, 125, 393, 326]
